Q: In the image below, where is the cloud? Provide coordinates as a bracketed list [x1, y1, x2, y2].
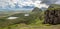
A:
[0, 0, 59, 10]
[55, 0, 60, 4]
[11, 0, 49, 8]
[41, 0, 57, 5]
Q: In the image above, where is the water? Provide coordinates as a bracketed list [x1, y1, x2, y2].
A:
[8, 17, 18, 19]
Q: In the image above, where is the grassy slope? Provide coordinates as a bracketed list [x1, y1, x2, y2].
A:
[0, 18, 60, 29]
[48, 4, 60, 10]
[0, 23, 60, 29]
[0, 5, 60, 29]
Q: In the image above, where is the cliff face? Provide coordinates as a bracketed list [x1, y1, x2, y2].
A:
[44, 4, 60, 24]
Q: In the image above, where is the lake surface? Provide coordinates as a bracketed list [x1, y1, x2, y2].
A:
[8, 17, 18, 19]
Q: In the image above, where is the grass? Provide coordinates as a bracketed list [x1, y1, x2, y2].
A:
[0, 18, 60, 29]
[0, 11, 60, 29]
[0, 23, 60, 29]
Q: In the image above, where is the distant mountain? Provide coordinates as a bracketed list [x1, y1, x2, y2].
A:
[32, 7, 42, 12]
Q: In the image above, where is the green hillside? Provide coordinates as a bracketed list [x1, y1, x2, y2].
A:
[0, 5, 60, 29]
[48, 4, 60, 10]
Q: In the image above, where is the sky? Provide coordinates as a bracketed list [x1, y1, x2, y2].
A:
[0, 0, 60, 10]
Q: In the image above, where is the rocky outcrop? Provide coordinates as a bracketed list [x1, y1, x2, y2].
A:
[44, 4, 60, 25]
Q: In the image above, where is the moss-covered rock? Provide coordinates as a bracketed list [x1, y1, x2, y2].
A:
[44, 4, 60, 25]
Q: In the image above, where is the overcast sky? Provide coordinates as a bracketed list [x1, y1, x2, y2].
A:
[0, 0, 59, 10]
